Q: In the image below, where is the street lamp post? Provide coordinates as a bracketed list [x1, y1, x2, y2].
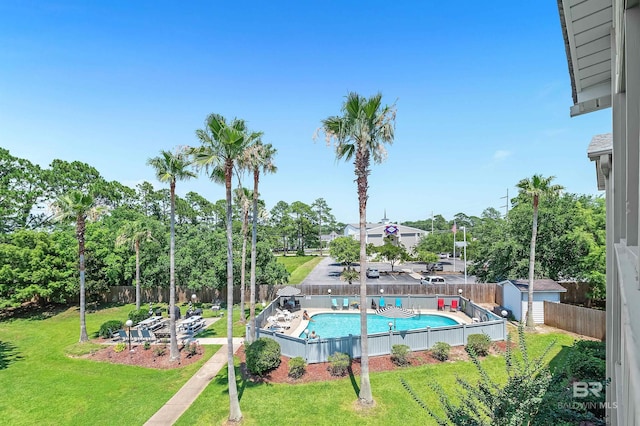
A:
[125, 319, 133, 351]
[462, 226, 467, 285]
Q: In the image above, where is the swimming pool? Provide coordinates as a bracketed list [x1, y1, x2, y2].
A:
[298, 313, 459, 339]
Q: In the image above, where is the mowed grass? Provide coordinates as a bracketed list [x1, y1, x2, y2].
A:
[277, 255, 324, 284]
[0, 304, 217, 425]
[177, 329, 576, 425]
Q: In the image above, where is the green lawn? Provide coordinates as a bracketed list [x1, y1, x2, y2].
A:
[176, 329, 576, 425]
[0, 304, 217, 425]
[277, 255, 324, 284]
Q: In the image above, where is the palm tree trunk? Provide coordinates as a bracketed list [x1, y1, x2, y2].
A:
[135, 240, 141, 310]
[249, 171, 260, 343]
[169, 182, 179, 361]
[356, 153, 373, 405]
[526, 199, 539, 328]
[239, 206, 248, 324]
[77, 217, 89, 343]
[225, 162, 242, 422]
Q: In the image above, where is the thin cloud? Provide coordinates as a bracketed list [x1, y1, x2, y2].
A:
[492, 150, 511, 162]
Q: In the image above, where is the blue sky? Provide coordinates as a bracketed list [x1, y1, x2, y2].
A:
[0, 1, 611, 224]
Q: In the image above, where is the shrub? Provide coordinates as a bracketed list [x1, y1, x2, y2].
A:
[113, 343, 126, 353]
[245, 338, 281, 376]
[143, 341, 151, 350]
[98, 320, 123, 338]
[288, 357, 306, 379]
[185, 341, 199, 357]
[467, 333, 491, 356]
[153, 346, 166, 357]
[128, 309, 149, 325]
[431, 342, 451, 361]
[391, 344, 411, 367]
[327, 352, 350, 376]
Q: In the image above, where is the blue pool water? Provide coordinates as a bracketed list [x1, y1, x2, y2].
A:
[298, 313, 459, 339]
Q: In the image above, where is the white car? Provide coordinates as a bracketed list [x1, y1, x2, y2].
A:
[420, 276, 445, 285]
[366, 268, 380, 278]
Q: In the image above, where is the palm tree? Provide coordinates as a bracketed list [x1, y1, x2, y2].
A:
[147, 149, 196, 361]
[516, 174, 563, 328]
[320, 92, 396, 406]
[240, 141, 277, 343]
[52, 190, 105, 343]
[234, 186, 251, 324]
[191, 113, 259, 423]
[115, 219, 154, 310]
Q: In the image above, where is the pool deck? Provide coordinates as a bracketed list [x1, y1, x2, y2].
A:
[287, 307, 473, 338]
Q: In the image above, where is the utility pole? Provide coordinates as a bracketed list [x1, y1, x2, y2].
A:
[431, 210, 434, 233]
[500, 188, 509, 217]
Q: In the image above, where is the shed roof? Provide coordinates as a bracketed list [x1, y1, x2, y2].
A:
[503, 279, 567, 293]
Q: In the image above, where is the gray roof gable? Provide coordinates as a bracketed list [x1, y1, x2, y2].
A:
[502, 279, 567, 293]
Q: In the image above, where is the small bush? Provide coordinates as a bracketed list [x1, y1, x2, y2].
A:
[128, 309, 149, 325]
[98, 320, 123, 338]
[153, 346, 167, 357]
[327, 352, 350, 376]
[246, 338, 281, 376]
[113, 343, 126, 353]
[391, 344, 411, 367]
[288, 357, 306, 379]
[467, 333, 491, 357]
[143, 341, 151, 350]
[185, 341, 199, 357]
[431, 342, 451, 361]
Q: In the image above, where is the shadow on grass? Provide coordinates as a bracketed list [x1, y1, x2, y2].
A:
[0, 303, 68, 322]
[194, 328, 220, 338]
[347, 365, 360, 396]
[0, 340, 23, 369]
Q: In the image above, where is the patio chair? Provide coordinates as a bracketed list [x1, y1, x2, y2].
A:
[130, 329, 141, 342]
[331, 298, 338, 310]
[450, 299, 458, 311]
[371, 299, 377, 310]
[379, 297, 386, 308]
[395, 298, 402, 308]
[437, 298, 445, 311]
[140, 328, 154, 341]
[117, 329, 128, 341]
[343, 298, 349, 310]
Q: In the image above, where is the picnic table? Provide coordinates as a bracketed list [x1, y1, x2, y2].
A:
[179, 315, 205, 334]
[138, 316, 164, 331]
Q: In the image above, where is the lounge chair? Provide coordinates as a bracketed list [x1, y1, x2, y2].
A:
[379, 297, 386, 308]
[437, 298, 445, 311]
[331, 298, 338, 310]
[140, 328, 154, 341]
[130, 329, 141, 342]
[395, 298, 402, 308]
[117, 329, 128, 341]
[450, 299, 458, 311]
[343, 298, 349, 310]
[371, 299, 377, 310]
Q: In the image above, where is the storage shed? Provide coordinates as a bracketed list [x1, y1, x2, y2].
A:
[499, 279, 567, 324]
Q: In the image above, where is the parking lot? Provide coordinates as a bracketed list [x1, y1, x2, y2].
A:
[302, 257, 476, 285]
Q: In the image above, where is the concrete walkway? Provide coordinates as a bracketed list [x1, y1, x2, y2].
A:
[144, 336, 244, 426]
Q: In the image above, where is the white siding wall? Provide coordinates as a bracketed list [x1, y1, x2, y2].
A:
[521, 292, 561, 324]
[502, 282, 522, 321]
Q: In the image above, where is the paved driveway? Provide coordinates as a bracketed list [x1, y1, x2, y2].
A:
[301, 257, 475, 285]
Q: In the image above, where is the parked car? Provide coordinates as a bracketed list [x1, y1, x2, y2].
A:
[366, 268, 380, 278]
[427, 262, 444, 272]
[421, 276, 446, 285]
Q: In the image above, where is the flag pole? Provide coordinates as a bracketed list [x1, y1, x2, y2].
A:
[452, 221, 456, 273]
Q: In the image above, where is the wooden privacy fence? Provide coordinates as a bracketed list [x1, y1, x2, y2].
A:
[103, 283, 498, 305]
[298, 283, 497, 304]
[544, 301, 606, 340]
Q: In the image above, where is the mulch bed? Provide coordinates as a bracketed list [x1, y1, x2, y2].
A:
[238, 341, 510, 384]
[80, 339, 205, 369]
